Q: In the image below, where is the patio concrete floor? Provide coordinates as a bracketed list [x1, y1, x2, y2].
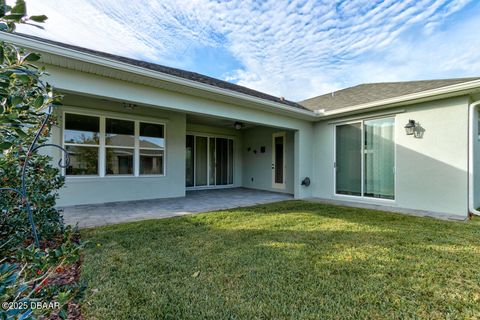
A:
[61, 188, 293, 228]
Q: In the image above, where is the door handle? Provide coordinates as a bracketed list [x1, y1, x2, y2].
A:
[272, 164, 275, 169]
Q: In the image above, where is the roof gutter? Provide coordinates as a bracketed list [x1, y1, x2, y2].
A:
[0, 32, 316, 120]
[2, 32, 480, 122]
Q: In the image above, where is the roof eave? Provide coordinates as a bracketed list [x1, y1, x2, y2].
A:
[0, 32, 316, 120]
[315, 80, 480, 120]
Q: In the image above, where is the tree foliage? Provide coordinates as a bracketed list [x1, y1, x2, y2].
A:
[0, 2, 85, 318]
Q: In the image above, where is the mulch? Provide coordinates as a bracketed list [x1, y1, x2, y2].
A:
[48, 258, 83, 320]
[27, 234, 84, 320]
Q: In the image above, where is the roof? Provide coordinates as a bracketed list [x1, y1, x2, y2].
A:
[14, 33, 308, 111]
[300, 78, 480, 111]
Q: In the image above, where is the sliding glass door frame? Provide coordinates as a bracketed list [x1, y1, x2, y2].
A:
[333, 116, 396, 202]
[186, 132, 235, 189]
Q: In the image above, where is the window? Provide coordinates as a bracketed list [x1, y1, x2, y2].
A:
[64, 114, 100, 175]
[335, 117, 395, 200]
[139, 122, 164, 175]
[106, 118, 134, 175]
[186, 134, 234, 187]
[64, 112, 165, 177]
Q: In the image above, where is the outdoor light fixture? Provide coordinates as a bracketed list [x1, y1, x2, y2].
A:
[234, 122, 244, 130]
[404, 119, 416, 135]
[123, 103, 136, 111]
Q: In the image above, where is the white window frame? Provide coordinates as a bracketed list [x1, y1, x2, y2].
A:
[62, 109, 167, 178]
[333, 116, 396, 203]
[104, 116, 136, 176]
[186, 131, 235, 190]
[272, 131, 286, 190]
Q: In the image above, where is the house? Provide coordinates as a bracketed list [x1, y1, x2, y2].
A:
[3, 32, 480, 220]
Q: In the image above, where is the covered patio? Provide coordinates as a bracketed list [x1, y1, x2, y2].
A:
[61, 188, 292, 228]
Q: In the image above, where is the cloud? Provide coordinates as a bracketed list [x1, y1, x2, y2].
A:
[17, 0, 479, 100]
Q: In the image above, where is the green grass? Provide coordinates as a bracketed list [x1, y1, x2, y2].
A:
[80, 201, 480, 319]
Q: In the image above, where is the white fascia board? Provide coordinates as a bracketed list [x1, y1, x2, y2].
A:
[2, 32, 480, 121]
[0, 32, 316, 120]
[321, 80, 480, 119]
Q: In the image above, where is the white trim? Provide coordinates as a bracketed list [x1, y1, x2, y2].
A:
[186, 184, 236, 191]
[134, 121, 140, 176]
[327, 109, 405, 124]
[186, 133, 234, 188]
[333, 116, 396, 203]
[318, 81, 480, 119]
[468, 100, 480, 217]
[186, 131, 235, 139]
[61, 105, 170, 124]
[1, 33, 314, 119]
[99, 116, 106, 177]
[2, 33, 480, 121]
[62, 108, 166, 178]
[272, 131, 286, 189]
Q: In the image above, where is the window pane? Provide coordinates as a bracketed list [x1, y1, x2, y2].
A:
[195, 137, 207, 186]
[65, 146, 98, 175]
[64, 114, 99, 145]
[336, 123, 361, 196]
[140, 149, 164, 175]
[106, 118, 134, 147]
[106, 148, 134, 175]
[216, 138, 228, 185]
[209, 137, 215, 185]
[364, 118, 395, 199]
[228, 139, 233, 184]
[274, 136, 284, 184]
[140, 122, 164, 148]
[186, 135, 194, 187]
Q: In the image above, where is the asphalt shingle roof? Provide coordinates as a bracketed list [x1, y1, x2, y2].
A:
[300, 78, 480, 112]
[15, 33, 308, 111]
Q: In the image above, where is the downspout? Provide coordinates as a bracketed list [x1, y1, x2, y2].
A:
[468, 100, 480, 217]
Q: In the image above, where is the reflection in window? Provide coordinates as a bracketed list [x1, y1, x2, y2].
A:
[140, 122, 164, 148]
[64, 114, 100, 175]
[65, 146, 99, 175]
[64, 113, 166, 177]
[64, 114, 99, 145]
[106, 118, 134, 147]
[140, 149, 164, 175]
[106, 148, 134, 175]
[140, 122, 164, 175]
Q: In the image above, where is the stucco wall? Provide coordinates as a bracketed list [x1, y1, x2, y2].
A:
[51, 98, 186, 206]
[312, 96, 470, 218]
[186, 123, 243, 188]
[42, 64, 314, 199]
[241, 127, 295, 194]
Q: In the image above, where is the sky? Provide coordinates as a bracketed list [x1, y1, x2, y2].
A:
[17, 0, 480, 101]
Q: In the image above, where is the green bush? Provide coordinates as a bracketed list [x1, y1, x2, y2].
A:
[0, 2, 85, 318]
[0, 0, 63, 252]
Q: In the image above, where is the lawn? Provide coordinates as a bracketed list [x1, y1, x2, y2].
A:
[80, 201, 480, 319]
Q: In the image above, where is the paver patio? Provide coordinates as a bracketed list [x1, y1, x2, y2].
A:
[61, 188, 292, 228]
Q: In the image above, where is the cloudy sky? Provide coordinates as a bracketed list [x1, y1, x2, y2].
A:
[18, 0, 480, 101]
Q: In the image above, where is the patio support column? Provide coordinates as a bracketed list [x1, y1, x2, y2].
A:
[294, 124, 314, 199]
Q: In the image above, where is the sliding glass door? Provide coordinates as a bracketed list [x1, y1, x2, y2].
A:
[364, 118, 395, 199]
[186, 135, 234, 187]
[336, 123, 362, 196]
[335, 117, 395, 200]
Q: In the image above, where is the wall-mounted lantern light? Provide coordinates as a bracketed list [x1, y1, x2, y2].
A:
[234, 122, 244, 130]
[404, 119, 416, 135]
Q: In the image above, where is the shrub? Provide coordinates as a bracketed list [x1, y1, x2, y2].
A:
[0, 2, 85, 318]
